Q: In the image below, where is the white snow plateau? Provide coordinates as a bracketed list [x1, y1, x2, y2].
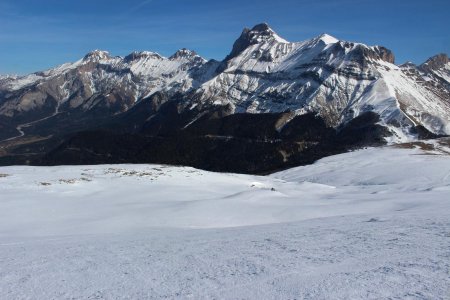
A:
[1, 140, 450, 299]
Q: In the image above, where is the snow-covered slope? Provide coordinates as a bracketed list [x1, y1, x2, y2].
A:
[0, 140, 449, 298]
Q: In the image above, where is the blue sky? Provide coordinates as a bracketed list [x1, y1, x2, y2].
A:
[1, 0, 449, 74]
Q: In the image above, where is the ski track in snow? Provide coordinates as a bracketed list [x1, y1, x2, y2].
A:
[0, 145, 449, 299]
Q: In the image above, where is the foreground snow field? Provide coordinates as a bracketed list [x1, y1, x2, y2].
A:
[1, 142, 450, 299]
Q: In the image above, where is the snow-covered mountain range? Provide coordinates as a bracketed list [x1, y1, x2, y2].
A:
[0, 24, 449, 171]
[0, 48, 216, 119]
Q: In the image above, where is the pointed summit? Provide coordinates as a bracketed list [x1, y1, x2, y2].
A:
[245, 23, 288, 44]
[225, 23, 288, 61]
[250, 23, 270, 32]
[169, 48, 201, 60]
[316, 33, 339, 45]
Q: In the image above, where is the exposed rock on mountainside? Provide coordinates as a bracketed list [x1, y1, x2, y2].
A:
[0, 24, 448, 172]
[420, 53, 449, 72]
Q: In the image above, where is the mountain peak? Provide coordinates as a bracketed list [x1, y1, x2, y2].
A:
[225, 23, 288, 61]
[169, 48, 201, 60]
[247, 23, 288, 43]
[421, 53, 449, 71]
[83, 50, 111, 62]
[124, 51, 162, 62]
[250, 23, 271, 32]
[316, 33, 339, 45]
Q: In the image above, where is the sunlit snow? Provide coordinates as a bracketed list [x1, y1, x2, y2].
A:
[1, 141, 449, 298]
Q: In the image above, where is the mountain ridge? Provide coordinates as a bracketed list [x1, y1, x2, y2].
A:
[0, 23, 448, 173]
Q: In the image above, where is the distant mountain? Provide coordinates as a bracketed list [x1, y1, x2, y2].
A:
[0, 24, 448, 173]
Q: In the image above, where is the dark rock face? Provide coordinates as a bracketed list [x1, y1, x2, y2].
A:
[350, 45, 395, 66]
[224, 23, 276, 62]
[420, 53, 449, 72]
[400, 53, 450, 106]
[124, 51, 161, 63]
[225, 28, 252, 62]
[251, 23, 271, 32]
[374, 46, 395, 64]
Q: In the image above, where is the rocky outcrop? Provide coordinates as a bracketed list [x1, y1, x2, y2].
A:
[420, 53, 449, 72]
[373, 46, 395, 64]
[223, 23, 285, 62]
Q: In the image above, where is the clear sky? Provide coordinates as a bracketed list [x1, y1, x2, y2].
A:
[1, 0, 449, 75]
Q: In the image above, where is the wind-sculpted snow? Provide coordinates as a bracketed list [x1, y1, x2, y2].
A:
[0, 142, 449, 298]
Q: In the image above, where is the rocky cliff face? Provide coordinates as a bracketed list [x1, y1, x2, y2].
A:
[420, 53, 449, 72]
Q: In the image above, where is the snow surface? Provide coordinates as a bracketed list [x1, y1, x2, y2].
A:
[0, 144, 450, 299]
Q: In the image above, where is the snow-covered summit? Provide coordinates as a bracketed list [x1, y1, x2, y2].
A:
[316, 33, 339, 45]
[83, 50, 111, 62]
